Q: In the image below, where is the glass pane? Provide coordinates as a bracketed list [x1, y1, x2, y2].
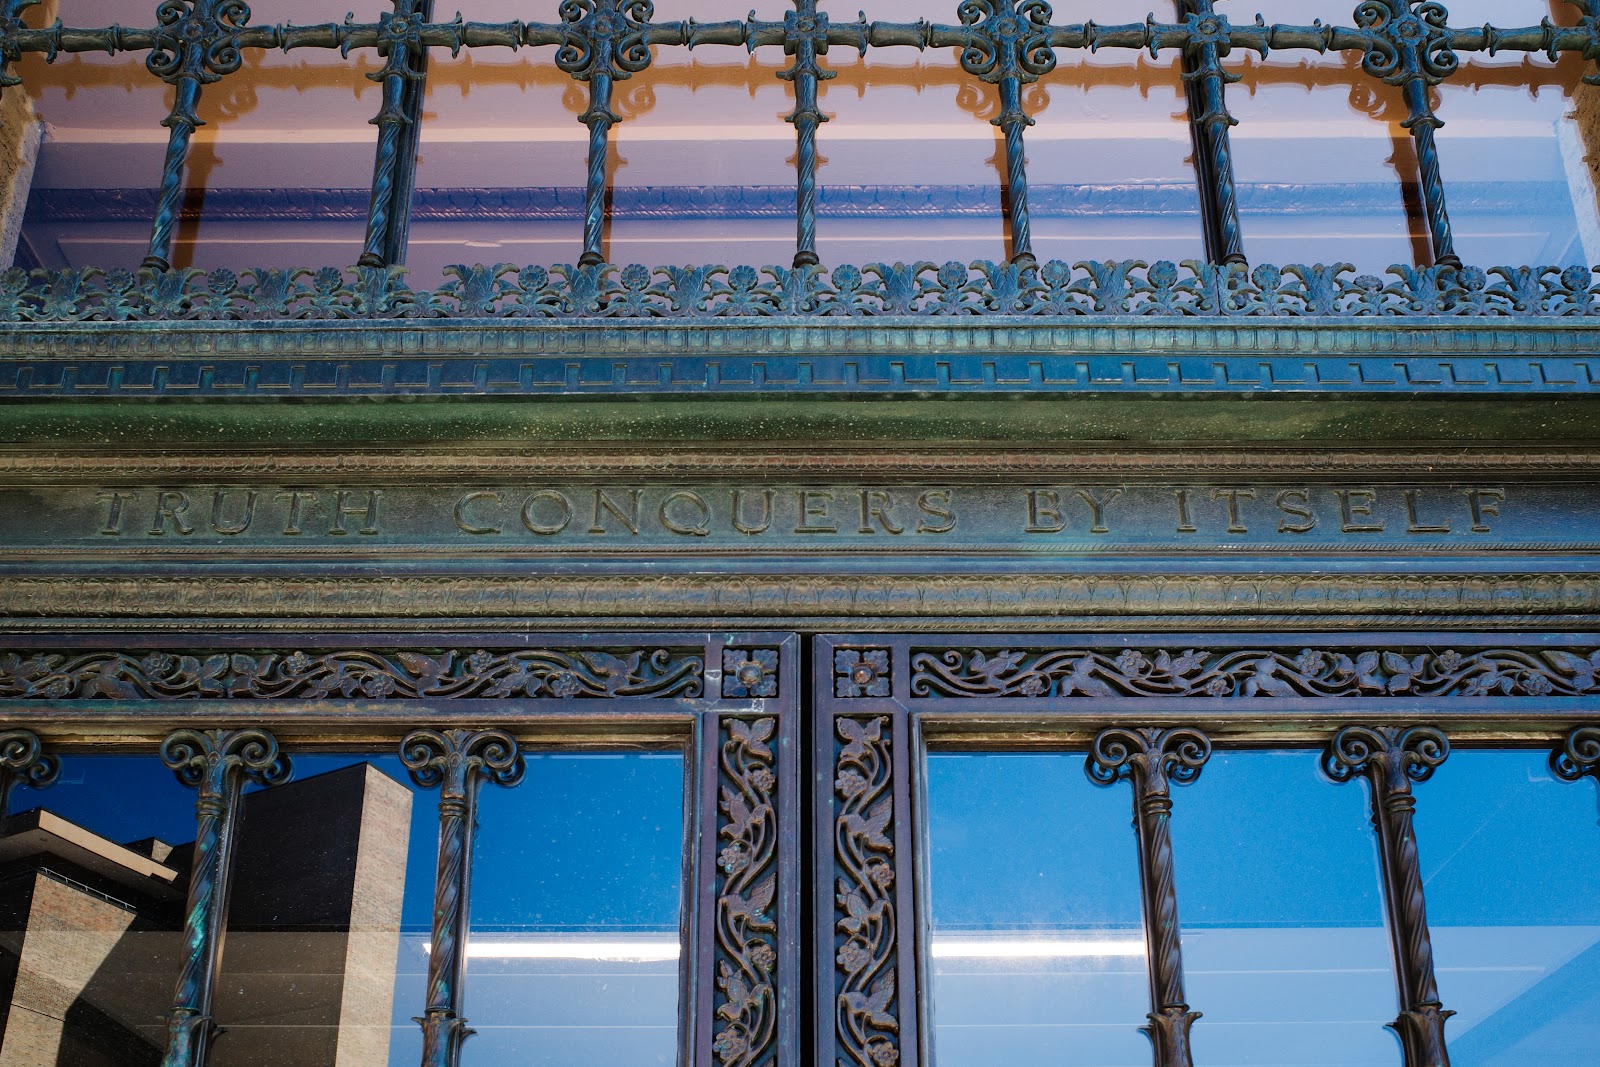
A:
[463, 751, 686, 1066]
[1170, 750, 1400, 1066]
[1413, 748, 1600, 1066]
[926, 751, 1150, 1067]
[1, 754, 192, 1064]
[209, 754, 432, 1067]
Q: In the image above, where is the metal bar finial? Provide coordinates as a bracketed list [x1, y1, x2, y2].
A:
[401, 727, 525, 1067]
[159, 728, 291, 1067]
[1088, 726, 1211, 1067]
[0, 727, 56, 819]
[1325, 724, 1454, 1067]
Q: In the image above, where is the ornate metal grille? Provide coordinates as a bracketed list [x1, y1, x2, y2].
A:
[6, 0, 1600, 319]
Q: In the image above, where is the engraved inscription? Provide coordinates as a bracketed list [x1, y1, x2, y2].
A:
[40, 482, 1546, 552]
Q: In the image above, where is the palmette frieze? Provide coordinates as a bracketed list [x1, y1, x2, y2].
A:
[0, 646, 704, 699]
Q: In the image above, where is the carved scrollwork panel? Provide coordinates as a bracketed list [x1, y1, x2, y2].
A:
[909, 645, 1600, 699]
[0, 646, 705, 699]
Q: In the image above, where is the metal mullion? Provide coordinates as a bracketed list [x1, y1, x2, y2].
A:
[1324, 724, 1455, 1067]
[400, 727, 525, 1067]
[359, 0, 432, 268]
[384, 0, 432, 266]
[1087, 726, 1210, 1067]
[158, 728, 293, 1067]
[1175, 0, 1246, 265]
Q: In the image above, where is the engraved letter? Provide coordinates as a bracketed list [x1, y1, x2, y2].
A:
[1275, 489, 1316, 534]
[916, 489, 956, 534]
[1074, 488, 1122, 535]
[210, 489, 257, 536]
[589, 489, 641, 536]
[521, 490, 572, 535]
[1025, 489, 1065, 533]
[1403, 489, 1450, 534]
[732, 489, 775, 535]
[1212, 488, 1256, 534]
[857, 490, 905, 535]
[275, 491, 316, 536]
[795, 490, 837, 534]
[330, 490, 382, 536]
[148, 491, 195, 536]
[661, 490, 711, 537]
[1464, 488, 1504, 533]
[1174, 488, 1197, 534]
[96, 491, 136, 536]
[1336, 489, 1385, 533]
[454, 491, 503, 536]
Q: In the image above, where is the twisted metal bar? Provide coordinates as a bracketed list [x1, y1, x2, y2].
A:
[556, 0, 656, 267]
[0, 728, 57, 819]
[401, 728, 524, 1067]
[159, 728, 291, 1067]
[774, 3, 854, 269]
[1356, 0, 1461, 268]
[1325, 724, 1453, 1067]
[358, 1, 433, 268]
[141, 0, 253, 271]
[1176, 0, 1249, 265]
[1088, 726, 1210, 1067]
[957, 0, 1056, 267]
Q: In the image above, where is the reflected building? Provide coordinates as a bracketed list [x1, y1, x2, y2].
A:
[0, 765, 410, 1067]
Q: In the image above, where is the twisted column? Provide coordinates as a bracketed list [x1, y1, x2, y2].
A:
[401, 728, 525, 1067]
[0, 728, 57, 819]
[1325, 724, 1453, 1067]
[1088, 726, 1211, 1067]
[159, 728, 291, 1067]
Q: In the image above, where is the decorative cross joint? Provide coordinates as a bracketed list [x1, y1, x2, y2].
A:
[957, 0, 1057, 86]
[556, 0, 656, 82]
[1355, 0, 1457, 125]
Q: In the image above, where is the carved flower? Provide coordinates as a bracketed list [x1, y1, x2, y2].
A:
[719, 843, 750, 875]
[836, 940, 871, 972]
[283, 651, 314, 675]
[867, 1039, 900, 1066]
[466, 649, 496, 673]
[832, 264, 862, 291]
[313, 266, 344, 291]
[749, 940, 776, 973]
[1436, 649, 1463, 672]
[1147, 260, 1178, 289]
[723, 648, 779, 698]
[712, 1028, 747, 1061]
[547, 669, 582, 698]
[620, 263, 652, 290]
[1018, 674, 1047, 697]
[40, 675, 74, 698]
[866, 862, 894, 890]
[748, 767, 776, 795]
[140, 652, 174, 674]
[1204, 676, 1232, 696]
[835, 649, 890, 698]
[360, 672, 396, 698]
[1186, 12, 1228, 45]
[1114, 650, 1147, 675]
[937, 260, 967, 289]
[1294, 649, 1326, 675]
[836, 769, 869, 798]
[205, 268, 237, 294]
[1522, 672, 1554, 696]
[520, 265, 550, 290]
[729, 265, 760, 290]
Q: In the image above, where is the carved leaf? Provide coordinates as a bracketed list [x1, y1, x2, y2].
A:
[729, 717, 774, 759]
[843, 974, 899, 1032]
[843, 797, 893, 852]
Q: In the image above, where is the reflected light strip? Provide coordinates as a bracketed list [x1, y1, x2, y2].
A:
[424, 939, 682, 961]
[930, 938, 1147, 959]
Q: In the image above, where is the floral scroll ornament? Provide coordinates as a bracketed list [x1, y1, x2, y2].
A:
[835, 649, 891, 698]
[834, 716, 899, 1067]
[714, 718, 779, 1066]
[723, 648, 779, 698]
